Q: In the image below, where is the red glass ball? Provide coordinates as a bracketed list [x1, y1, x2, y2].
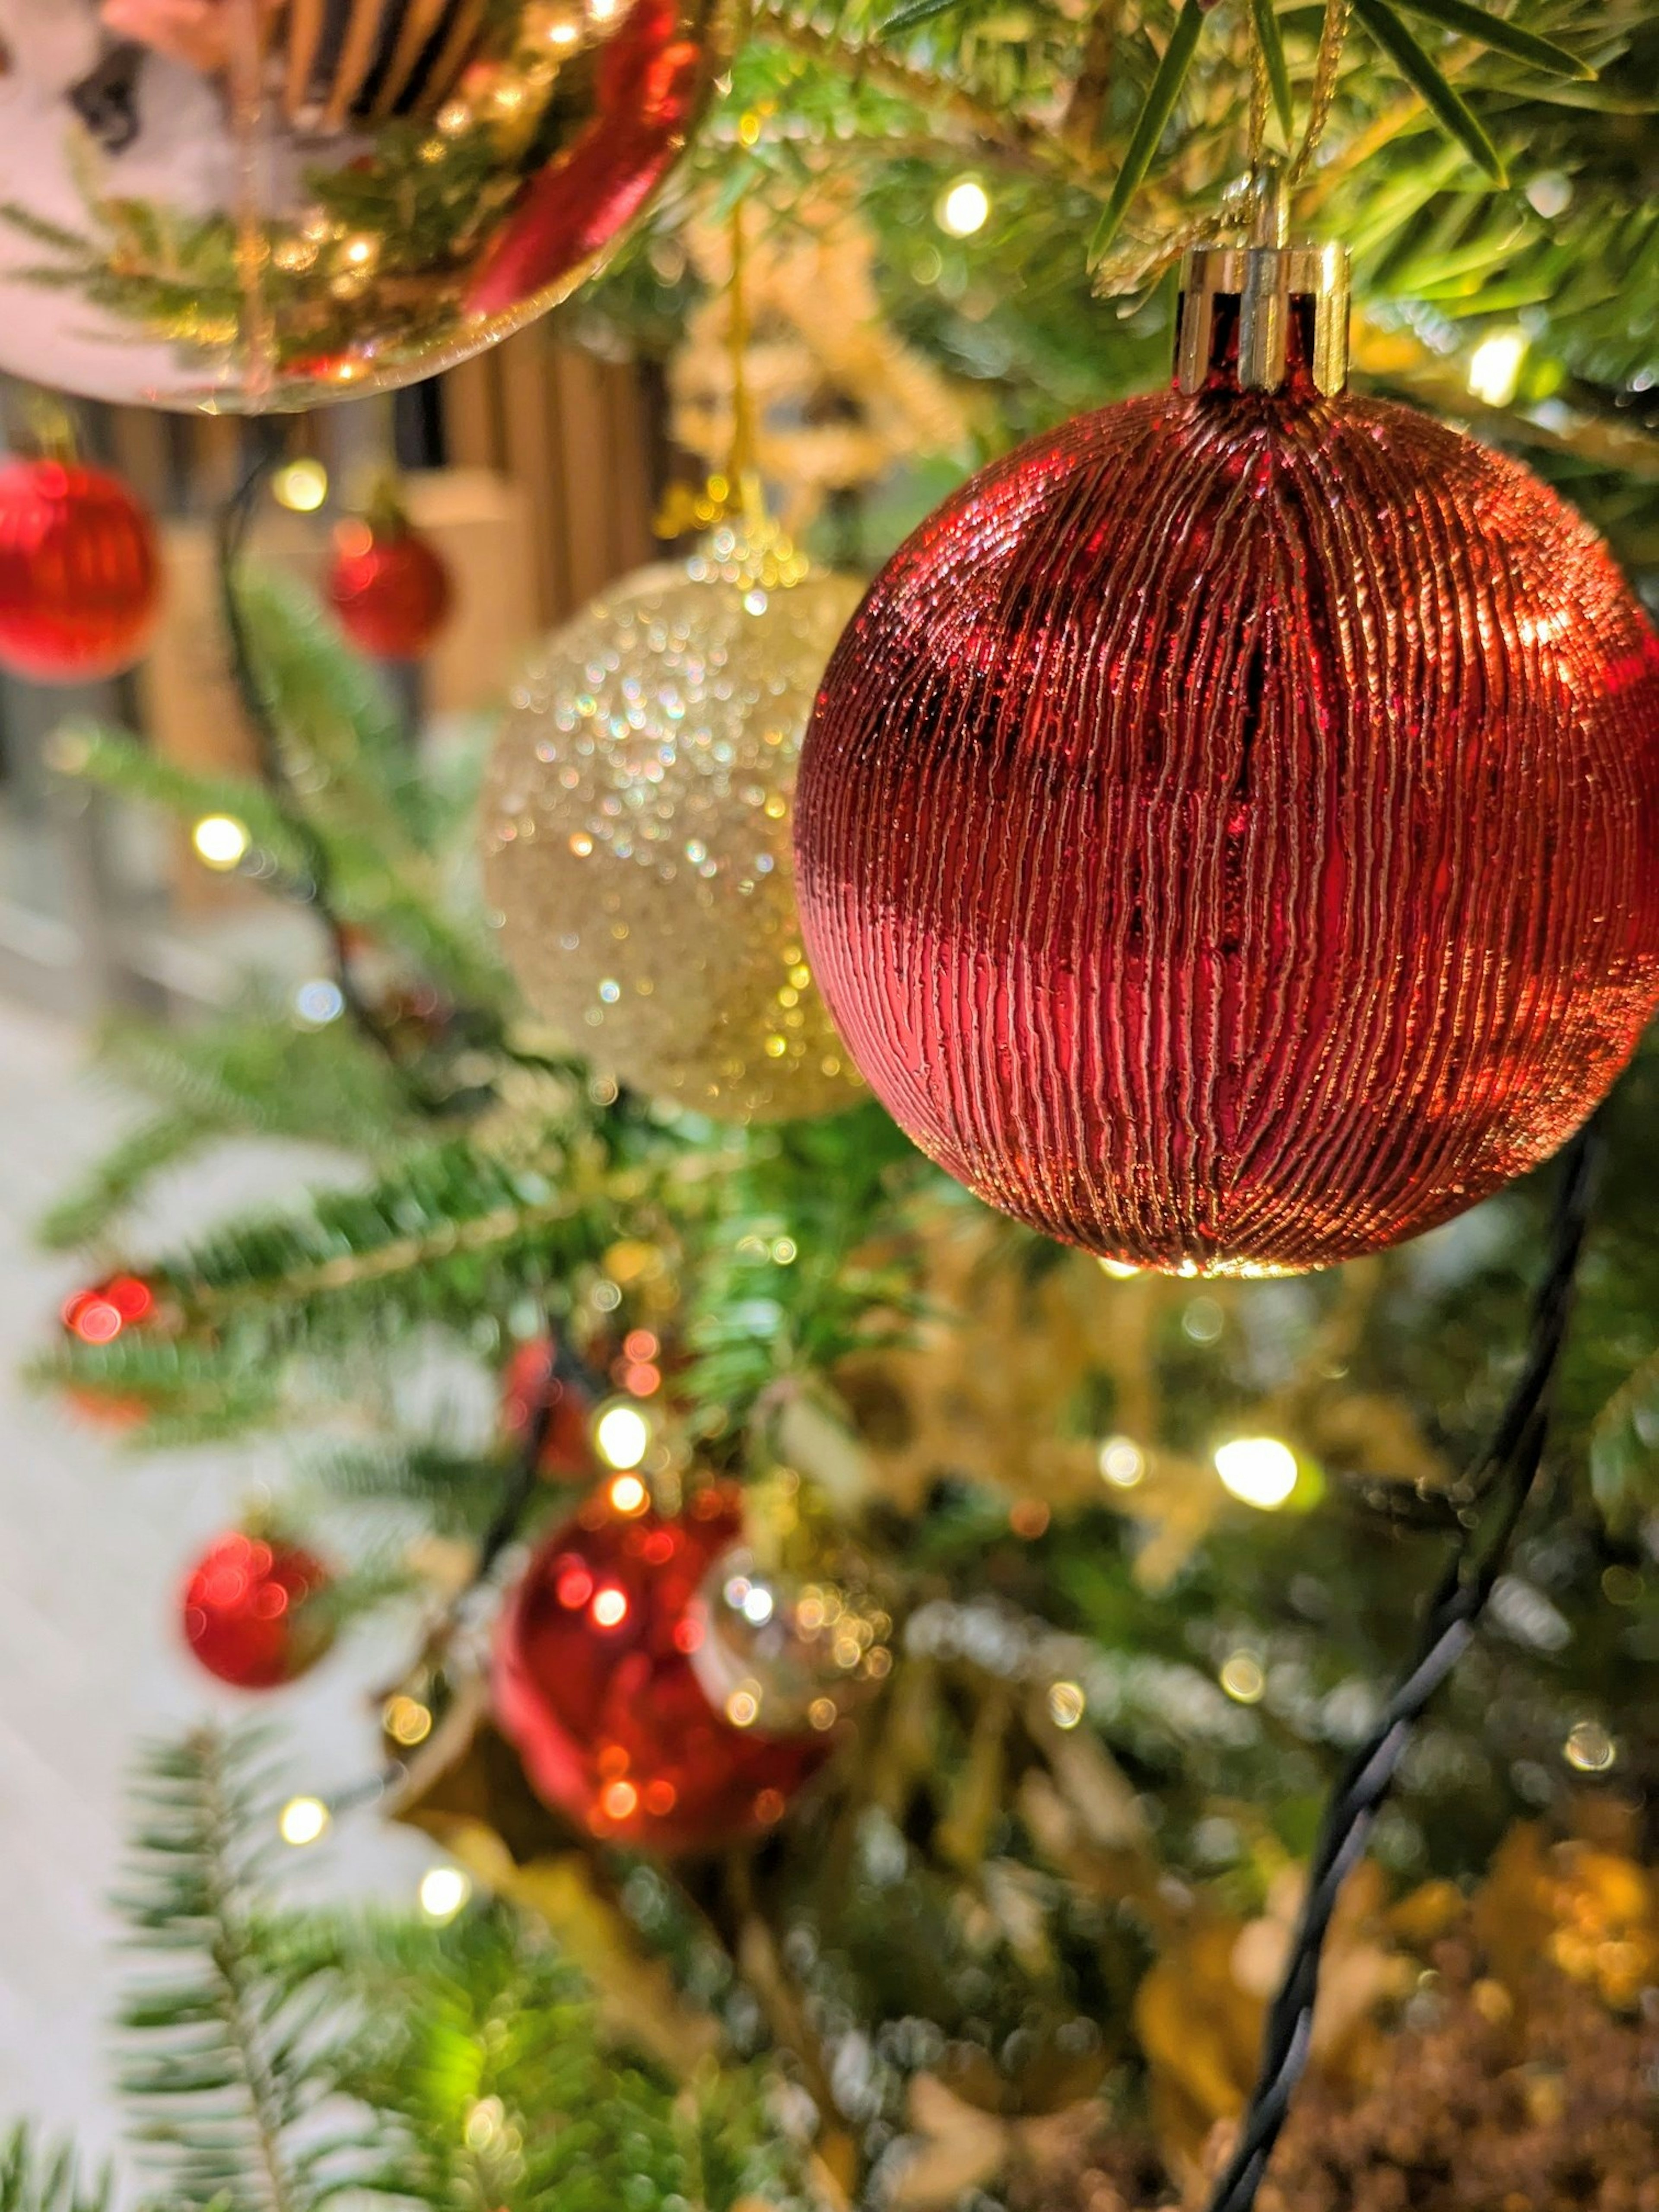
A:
[180, 1533, 335, 1691]
[494, 1484, 830, 1853]
[0, 461, 160, 683]
[327, 521, 453, 661]
[796, 388, 1659, 1273]
[500, 1336, 596, 1481]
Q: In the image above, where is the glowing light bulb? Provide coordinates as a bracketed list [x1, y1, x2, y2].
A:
[192, 814, 251, 871]
[279, 1796, 331, 1847]
[594, 1401, 652, 1470]
[936, 177, 990, 238]
[419, 1865, 471, 1921]
[1048, 1681, 1086, 1729]
[1099, 1436, 1145, 1488]
[270, 458, 329, 513]
[1467, 330, 1527, 408]
[607, 1472, 648, 1516]
[1219, 1652, 1266, 1704]
[591, 1586, 629, 1628]
[1214, 1436, 1298, 1511]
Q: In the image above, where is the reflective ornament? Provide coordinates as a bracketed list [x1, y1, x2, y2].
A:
[499, 1333, 596, 1481]
[797, 291, 1659, 1274]
[328, 513, 452, 659]
[0, 460, 159, 681]
[480, 519, 863, 1121]
[493, 1482, 831, 1852]
[688, 1548, 888, 1738]
[0, 0, 716, 412]
[181, 1531, 335, 1690]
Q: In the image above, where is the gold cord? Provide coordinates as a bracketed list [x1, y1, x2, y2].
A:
[1288, 0, 1352, 187]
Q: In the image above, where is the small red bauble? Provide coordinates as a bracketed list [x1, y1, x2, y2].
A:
[180, 1533, 335, 1691]
[796, 353, 1659, 1274]
[494, 1483, 830, 1853]
[500, 1336, 595, 1481]
[0, 461, 160, 683]
[327, 518, 452, 661]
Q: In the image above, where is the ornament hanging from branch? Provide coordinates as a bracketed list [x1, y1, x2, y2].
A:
[327, 488, 453, 661]
[180, 1529, 336, 1690]
[0, 0, 718, 411]
[795, 172, 1659, 1276]
[493, 1481, 835, 1853]
[667, 186, 974, 537]
[0, 456, 160, 682]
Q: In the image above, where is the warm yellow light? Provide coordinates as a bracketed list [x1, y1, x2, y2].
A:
[608, 1471, 648, 1516]
[419, 1865, 471, 1921]
[1214, 1436, 1298, 1511]
[383, 1695, 433, 1747]
[1467, 329, 1527, 408]
[1099, 1435, 1145, 1489]
[1048, 1681, 1086, 1730]
[726, 1685, 761, 1728]
[279, 1796, 331, 1847]
[192, 814, 251, 870]
[270, 458, 329, 513]
[937, 177, 990, 238]
[1219, 1651, 1266, 1704]
[1563, 1719, 1616, 1773]
[594, 1402, 652, 1470]
[1097, 1256, 1141, 1280]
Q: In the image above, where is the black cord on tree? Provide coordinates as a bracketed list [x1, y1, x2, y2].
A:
[1204, 1113, 1605, 2212]
[216, 453, 433, 1101]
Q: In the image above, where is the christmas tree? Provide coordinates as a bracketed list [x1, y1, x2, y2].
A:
[9, 1, 1659, 2207]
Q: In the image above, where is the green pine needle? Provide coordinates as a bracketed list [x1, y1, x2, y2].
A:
[1089, 0, 1208, 267]
[1354, 0, 1509, 182]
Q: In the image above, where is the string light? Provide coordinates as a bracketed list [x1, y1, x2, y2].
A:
[936, 176, 990, 237]
[383, 1695, 433, 1747]
[418, 1865, 471, 1921]
[1214, 1436, 1298, 1510]
[1467, 330, 1527, 407]
[1099, 1436, 1145, 1488]
[1564, 1719, 1617, 1773]
[594, 1401, 652, 1470]
[279, 1796, 331, 1847]
[1048, 1681, 1086, 1729]
[192, 814, 251, 871]
[1219, 1652, 1267, 1704]
[270, 458, 329, 514]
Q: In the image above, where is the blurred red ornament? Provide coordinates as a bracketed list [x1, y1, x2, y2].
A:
[180, 1532, 335, 1691]
[464, 0, 706, 323]
[61, 1271, 155, 1345]
[0, 460, 160, 683]
[500, 1336, 595, 1481]
[494, 1483, 830, 1853]
[327, 516, 452, 661]
[797, 318, 1659, 1275]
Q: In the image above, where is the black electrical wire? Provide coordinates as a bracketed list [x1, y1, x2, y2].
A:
[1204, 1112, 1604, 2212]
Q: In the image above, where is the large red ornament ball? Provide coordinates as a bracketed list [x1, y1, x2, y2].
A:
[796, 386, 1659, 1274]
[0, 461, 160, 683]
[327, 518, 453, 661]
[180, 1533, 335, 1691]
[494, 1483, 830, 1853]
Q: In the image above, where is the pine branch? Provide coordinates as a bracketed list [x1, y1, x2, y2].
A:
[0, 2131, 111, 2212]
[114, 1730, 370, 2212]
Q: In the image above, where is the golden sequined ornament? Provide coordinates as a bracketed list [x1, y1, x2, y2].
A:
[480, 506, 863, 1121]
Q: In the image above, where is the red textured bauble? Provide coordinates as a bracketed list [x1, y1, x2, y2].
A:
[500, 1336, 596, 1481]
[180, 1533, 335, 1691]
[0, 461, 160, 683]
[327, 520, 453, 661]
[494, 1484, 830, 1853]
[796, 375, 1659, 1274]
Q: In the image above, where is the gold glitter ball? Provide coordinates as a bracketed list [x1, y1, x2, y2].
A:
[481, 538, 865, 1122]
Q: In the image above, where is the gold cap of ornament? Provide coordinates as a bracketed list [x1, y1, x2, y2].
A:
[1176, 166, 1350, 399]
